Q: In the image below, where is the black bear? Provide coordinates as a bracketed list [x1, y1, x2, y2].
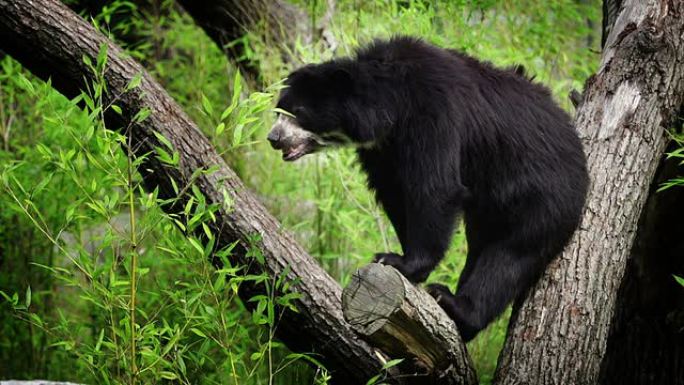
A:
[268, 36, 588, 341]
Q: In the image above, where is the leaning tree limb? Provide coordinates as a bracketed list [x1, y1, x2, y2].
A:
[0, 0, 474, 383]
[494, 1, 684, 384]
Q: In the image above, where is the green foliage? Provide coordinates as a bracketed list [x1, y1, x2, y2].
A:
[660, 130, 684, 191]
[675, 275, 684, 287]
[365, 357, 403, 385]
[0, 1, 605, 384]
[0, 42, 322, 385]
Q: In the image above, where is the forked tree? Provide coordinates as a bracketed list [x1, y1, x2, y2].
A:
[0, 0, 682, 384]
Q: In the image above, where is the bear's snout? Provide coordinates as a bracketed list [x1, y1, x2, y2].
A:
[267, 128, 283, 149]
[267, 114, 326, 161]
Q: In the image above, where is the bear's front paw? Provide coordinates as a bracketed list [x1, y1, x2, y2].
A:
[373, 252, 404, 269]
[373, 252, 428, 283]
[373, 252, 408, 274]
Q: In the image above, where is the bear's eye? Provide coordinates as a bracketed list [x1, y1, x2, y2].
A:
[292, 106, 306, 117]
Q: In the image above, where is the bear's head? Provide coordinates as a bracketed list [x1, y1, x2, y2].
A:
[268, 61, 364, 161]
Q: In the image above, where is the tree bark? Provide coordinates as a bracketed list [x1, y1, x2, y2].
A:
[494, 1, 684, 384]
[601, 0, 623, 47]
[0, 0, 472, 383]
[342, 264, 476, 385]
[598, 139, 684, 385]
[175, 0, 312, 83]
[597, 1, 684, 382]
[67, 0, 317, 83]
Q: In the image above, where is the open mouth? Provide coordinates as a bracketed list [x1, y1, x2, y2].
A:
[283, 143, 309, 162]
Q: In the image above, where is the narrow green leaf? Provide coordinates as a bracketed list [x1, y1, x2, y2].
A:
[188, 237, 204, 255]
[272, 107, 295, 118]
[133, 107, 151, 123]
[215, 122, 225, 136]
[25, 286, 31, 308]
[365, 374, 381, 385]
[153, 131, 173, 150]
[232, 124, 244, 147]
[126, 73, 142, 92]
[231, 71, 242, 109]
[17, 74, 36, 94]
[674, 275, 684, 287]
[82, 54, 92, 68]
[94, 328, 105, 352]
[96, 43, 108, 70]
[160, 371, 178, 380]
[382, 358, 404, 370]
[201, 94, 214, 116]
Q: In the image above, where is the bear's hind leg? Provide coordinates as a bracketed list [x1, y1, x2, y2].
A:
[428, 244, 542, 341]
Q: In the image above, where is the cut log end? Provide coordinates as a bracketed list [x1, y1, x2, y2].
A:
[342, 263, 407, 335]
[342, 263, 478, 385]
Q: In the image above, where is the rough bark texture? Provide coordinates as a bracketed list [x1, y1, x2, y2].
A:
[68, 0, 315, 82]
[598, 138, 684, 385]
[342, 264, 476, 385]
[0, 0, 380, 383]
[598, 1, 684, 383]
[601, 0, 623, 47]
[177, 0, 311, 82]
[495, 1, 684, 384]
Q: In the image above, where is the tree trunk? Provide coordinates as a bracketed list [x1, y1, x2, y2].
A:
[494, 1, 684, 384]
[598, 138, 684, 385]
[0, 0, 472, 383]
[597, 1, 684, 382]
[67, 0, 316, 83]
[601, 0, 623, 47]
[176, 0, 312, 82]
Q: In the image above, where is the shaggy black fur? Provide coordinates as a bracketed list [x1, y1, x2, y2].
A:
[274, 36, 589, 341]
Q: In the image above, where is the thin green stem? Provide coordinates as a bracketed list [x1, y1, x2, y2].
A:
[127, 124, 137, 385]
